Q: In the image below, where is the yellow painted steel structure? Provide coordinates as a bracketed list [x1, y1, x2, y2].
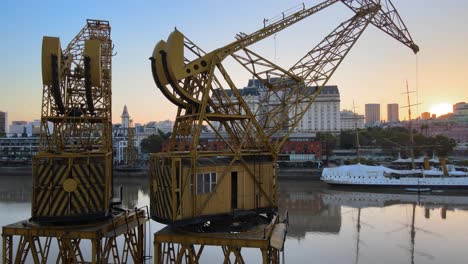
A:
[150, 154, 275, 225]
[153, 215, 287, 264]
[150, 0, 419, 226]
[34, 19, 113, 222]
[2, 209, 148, 264]
[31, 152, 112, 220]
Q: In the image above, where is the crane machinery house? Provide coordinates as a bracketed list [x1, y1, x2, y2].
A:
[149, 0, 419, 225]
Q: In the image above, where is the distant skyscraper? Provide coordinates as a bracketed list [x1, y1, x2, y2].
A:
[0, 111, 8, 134]
[9, 121, 28, 135]
[26, 120, 41, 136]
[421, 112, 431, 120]
[387, 103, 399, 122]
[121, 105, 130, 128]
[453, 102, 468, 116]
[365, 104, 380, 126]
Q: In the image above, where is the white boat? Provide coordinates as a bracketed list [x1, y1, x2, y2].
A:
[321, 163, 468, 189]
[323, 84, 468, 189]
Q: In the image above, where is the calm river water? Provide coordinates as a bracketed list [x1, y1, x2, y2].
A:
[1, 167, 468, 263]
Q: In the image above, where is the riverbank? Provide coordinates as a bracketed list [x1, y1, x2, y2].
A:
[277, 167, 322, 180]
[0, 166, 32, 176]
[0, 166, 324, 179]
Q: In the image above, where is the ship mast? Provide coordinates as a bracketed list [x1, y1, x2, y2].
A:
[353, 101, 361, 164]
[403, 80, 418, 170]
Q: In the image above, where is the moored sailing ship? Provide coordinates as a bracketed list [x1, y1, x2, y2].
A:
[321, 82, 468, 189]
[321, 163, 468, 189]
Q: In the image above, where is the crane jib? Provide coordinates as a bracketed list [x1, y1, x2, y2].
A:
[222, 0, 339, 57]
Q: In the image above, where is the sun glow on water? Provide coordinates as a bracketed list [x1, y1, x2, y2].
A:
[429, 103, 452, 117]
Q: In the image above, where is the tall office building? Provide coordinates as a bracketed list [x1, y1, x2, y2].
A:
[0, 111, 8, 134]
[421, 112, 431, 120]
[26, 120, 41, 136]
[365, 104, 380, 127]
[9, 121, 28, 135]
[387, 103, 399, 123]
[453, 102, 468, 116]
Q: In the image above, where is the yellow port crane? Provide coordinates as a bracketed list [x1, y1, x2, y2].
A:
[149, 0, 418, 227]
[3, 20, 148, 264]
[35, 19, 114, 222]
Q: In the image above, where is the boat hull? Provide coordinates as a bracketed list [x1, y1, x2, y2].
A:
[321, 164, 468, 190]
[322, 179, 468, 190]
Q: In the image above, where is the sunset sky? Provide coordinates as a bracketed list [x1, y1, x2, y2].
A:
[2, 0, 467, 124]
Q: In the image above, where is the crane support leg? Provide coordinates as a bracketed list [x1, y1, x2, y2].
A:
[2, 208, 148, 264]
[154, 214, 286, 264]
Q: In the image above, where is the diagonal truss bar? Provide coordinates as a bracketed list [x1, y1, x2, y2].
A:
[340, 0, 419, 53]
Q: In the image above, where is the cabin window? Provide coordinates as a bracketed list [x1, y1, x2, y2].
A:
[204, 173, 211, 193]
[196, 172, 217, 194]
[211, 173, 217, 191]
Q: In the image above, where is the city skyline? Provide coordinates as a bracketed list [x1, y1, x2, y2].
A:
[5, 98, 461, 130]
[2, 0, 467, 124]
[0, 97, 462, 126]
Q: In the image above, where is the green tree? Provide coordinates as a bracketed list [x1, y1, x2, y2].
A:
[140, 129, 172, 154]
[157, 129, 172, 140]
[339, 130, 355, 149]
[140, 134, 164, 153]
[348, 126, 457, 158]
[432, 135, 456, 157]
[317, 132, 337, 152]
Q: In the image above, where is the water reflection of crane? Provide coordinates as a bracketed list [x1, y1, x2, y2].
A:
[392, 203, 439, 263]
[352, 207, 376, 264]
[399, 204, 437, 263]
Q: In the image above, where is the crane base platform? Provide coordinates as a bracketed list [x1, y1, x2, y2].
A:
[154, 214, 287, 264]
[2, 207, 149, 264]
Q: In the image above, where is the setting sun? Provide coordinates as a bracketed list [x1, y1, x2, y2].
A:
[429, 103, 453, 117]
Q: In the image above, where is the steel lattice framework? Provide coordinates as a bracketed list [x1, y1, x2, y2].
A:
[40, 19, 112, 153]
[151, 0, 418, 156]
[32, 19, 114, 222]
[2, 20, 150, 264]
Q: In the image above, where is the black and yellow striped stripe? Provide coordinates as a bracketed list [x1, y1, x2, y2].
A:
[32, 155, 109, 220]
[150, 157, 173, 221]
